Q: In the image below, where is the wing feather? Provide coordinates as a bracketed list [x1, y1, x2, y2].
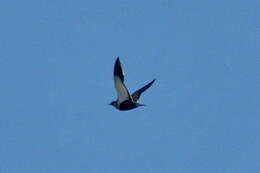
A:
[131, 79, 155, 102]
[113, 57, 132, 103]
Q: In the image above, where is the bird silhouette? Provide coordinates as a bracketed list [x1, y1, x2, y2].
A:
[109, 57, 155, 111]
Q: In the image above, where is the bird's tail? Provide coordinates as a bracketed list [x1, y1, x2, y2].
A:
[136, 103, 146, 107]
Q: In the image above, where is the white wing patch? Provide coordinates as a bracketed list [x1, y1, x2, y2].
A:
[114, 76, 131, 104]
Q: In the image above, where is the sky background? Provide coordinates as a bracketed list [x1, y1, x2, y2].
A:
[0, 0, 259, 172]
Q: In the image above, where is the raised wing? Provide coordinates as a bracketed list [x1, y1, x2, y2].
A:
[131, 79, 155, 102]
[114, 57, 132, 103]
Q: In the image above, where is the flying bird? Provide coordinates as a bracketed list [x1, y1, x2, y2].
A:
[110, 57, 155, 111]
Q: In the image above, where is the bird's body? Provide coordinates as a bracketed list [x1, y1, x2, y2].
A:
[110, 57, 155, 111]
[118, 100, 138, 110]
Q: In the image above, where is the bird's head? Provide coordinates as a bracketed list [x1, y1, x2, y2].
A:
[109, 101, 117, 107]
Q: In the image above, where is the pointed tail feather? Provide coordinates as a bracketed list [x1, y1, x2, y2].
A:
[135, 103, 146, 107]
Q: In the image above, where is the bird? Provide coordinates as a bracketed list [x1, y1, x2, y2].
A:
[109, 57, 155, 111]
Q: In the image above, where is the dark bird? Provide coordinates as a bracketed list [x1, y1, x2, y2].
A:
[110, 57, 155, 111]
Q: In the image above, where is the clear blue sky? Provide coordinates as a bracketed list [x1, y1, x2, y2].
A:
[0, 0, 259, 172]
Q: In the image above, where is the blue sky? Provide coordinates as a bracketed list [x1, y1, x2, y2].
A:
[0, 0, 259, 172]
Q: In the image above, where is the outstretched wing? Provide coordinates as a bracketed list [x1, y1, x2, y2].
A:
[113, 57, 132, 103]
[131, 79, 155, 102]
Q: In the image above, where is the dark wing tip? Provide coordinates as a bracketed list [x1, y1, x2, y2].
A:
[114, 57, 124, 82]
[115, 57, 120, 65]
[146, 79, 156, 88]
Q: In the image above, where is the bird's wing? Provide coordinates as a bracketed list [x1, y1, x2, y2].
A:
[131, 79, 155, 102]
[114, 57, 132, 103]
